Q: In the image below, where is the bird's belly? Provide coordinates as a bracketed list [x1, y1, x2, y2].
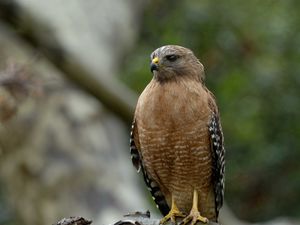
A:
[139, 121, 213, 213]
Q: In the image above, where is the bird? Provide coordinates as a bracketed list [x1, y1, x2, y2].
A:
[130, 45, 225, 225]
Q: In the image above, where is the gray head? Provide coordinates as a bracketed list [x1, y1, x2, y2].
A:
[150, 45, 204, 82]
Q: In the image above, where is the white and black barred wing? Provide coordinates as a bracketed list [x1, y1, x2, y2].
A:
[130, 120, 170, 216]
[208, 113, 225, 219]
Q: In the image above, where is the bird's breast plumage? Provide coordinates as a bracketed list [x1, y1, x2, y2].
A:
[134, 78, 216, 218]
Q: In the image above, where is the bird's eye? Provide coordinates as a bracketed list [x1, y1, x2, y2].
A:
[165, 54, 179, 62]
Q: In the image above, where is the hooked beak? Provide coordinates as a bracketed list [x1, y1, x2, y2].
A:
[150, 57, 159, 73]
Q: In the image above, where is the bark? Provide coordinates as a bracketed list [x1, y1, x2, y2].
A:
[55, 211, 219, 225]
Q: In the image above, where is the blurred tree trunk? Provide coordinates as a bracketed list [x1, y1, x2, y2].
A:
[0, 1, 149, 225]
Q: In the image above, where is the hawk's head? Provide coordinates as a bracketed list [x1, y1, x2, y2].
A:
[150, 45, 204, 82]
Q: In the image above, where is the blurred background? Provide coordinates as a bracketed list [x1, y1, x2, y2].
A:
[0, 0, 299, 225]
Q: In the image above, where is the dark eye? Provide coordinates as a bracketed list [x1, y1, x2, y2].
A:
[165, 54, 179, 62]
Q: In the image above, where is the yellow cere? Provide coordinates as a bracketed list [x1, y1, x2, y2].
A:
[152, 57, 159, 64]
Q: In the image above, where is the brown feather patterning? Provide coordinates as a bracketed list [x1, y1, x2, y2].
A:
[130, 45, 225, 222]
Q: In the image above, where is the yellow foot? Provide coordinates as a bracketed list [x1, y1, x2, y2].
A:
[180, 209, 209, 225]
[160, 208, 185, 224]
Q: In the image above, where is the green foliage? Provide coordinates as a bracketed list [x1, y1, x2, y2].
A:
[120, 0, 300, 222]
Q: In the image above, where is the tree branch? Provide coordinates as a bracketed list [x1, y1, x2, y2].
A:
[0, 0, 137, 123]
[56, 217, 92, 225]
[55, 211, 219, 225]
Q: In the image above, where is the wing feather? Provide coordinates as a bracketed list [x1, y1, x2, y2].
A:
[208, 113, 225, 220]
[130, 120, 170, 216]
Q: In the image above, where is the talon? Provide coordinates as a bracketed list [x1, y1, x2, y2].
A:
[180, 213, 209, 225]
[180, 189, 209, 225]
[160, 210, 185, 224]
[160, 196, 185, 224]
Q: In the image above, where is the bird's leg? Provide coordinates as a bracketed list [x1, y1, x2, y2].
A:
[160, 195, 185, 224]
[180, 190, 209, 225]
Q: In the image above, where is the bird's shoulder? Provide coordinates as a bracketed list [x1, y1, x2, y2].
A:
[135, 78, 215, 128]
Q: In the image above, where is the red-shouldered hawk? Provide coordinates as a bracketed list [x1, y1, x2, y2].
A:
[130, 45, 225, 224]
